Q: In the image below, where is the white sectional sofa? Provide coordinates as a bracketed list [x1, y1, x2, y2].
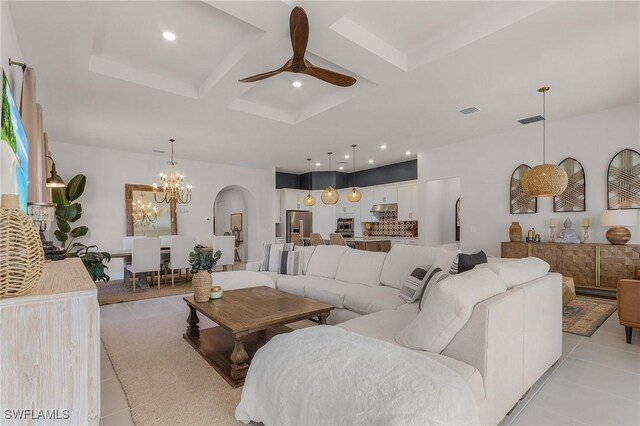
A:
[239, 244, 562, 424]
[246, 244, 457, 324]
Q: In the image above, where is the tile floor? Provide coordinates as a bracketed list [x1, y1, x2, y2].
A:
[100, 295, 640, 426]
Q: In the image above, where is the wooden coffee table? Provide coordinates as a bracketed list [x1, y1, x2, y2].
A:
[183, 286, 333, 388]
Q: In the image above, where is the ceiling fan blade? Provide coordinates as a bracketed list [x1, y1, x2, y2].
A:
[290, 6, 309, 62]
[238, 69, 285, 83]
[303, 63, 356, 87]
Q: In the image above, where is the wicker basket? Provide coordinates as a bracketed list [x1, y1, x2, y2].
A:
[192, 270, 212, 302]
[0, 194, 45, 298]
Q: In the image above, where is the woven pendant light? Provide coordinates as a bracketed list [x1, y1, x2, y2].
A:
[321, 152, 339, 205]
[303, 158, 316, 206]
[347, 144, 361, 203]
[0, 194, 45, 298]
[522, 87, 568, 197]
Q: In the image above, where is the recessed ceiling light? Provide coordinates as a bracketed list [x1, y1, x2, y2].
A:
[344, 154, 350, 159]
[380, 144, 387, 150]
[339, 166, 344, 170]
[315, 162, 320, 167]
[292, 81, 302, 88]
[405, 151, 411, 155]
[162, 31, 176, 41]
[368, 159, 374, 164]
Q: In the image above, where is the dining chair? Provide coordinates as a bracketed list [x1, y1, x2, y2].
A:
[291, 232, 304, 247]
[125, 237, 161, 292]
[196, 234, 214, 247]
[329, 233, 347, 246]
[160, 235, 176, 248]
[164, 236, 197, 287]
[122, 236, 146, 250]
[213, 235, 235, 271]
[310, 233, 326, 246]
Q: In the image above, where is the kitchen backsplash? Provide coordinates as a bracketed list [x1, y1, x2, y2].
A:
[363, 211, 418, 237]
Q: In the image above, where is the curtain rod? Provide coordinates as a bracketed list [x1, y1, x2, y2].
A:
[8, 58, 26, 71]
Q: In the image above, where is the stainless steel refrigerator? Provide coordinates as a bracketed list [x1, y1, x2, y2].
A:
[286, 210, 313, 243]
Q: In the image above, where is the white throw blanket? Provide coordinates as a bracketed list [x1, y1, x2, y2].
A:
[235, 326, 479, 426]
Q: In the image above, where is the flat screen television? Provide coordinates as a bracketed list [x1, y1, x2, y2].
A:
[1, 70, 29, 212]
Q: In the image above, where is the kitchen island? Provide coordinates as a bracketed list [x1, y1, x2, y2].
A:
[343, 238, 392, 252]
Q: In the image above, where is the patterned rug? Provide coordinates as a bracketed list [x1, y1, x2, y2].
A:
[563, 298, 617, 337]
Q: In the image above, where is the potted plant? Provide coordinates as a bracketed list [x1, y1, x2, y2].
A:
[189, 245, 222, 302]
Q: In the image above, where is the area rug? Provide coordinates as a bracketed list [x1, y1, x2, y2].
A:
[97, 279, 194, 305]
[98, 263, 246, 305]
[101, 308, 313, 426]
[563, 298, 617, 337]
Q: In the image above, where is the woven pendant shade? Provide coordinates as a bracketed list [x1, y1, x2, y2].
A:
[522, 164, 568, 197]
[523, 86, 569, 198]
[321, 186, 339, 205]
[303, 193, 316, 206]
[0, 194, 45, 298]
[347, 188, 361, 202]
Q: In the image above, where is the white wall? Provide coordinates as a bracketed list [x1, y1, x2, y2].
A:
[418, 103, 640, 256]
[49, 141, 274, 277]
[1, 2, 24, 99]
[214, 187, 248, 260]
[424, 177, 460, 247]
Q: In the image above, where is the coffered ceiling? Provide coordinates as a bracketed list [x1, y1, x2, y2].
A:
[7, 1, 639, 173]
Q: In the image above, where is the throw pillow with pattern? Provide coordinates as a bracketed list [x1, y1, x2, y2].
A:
[260, 243, 294, 272]
[278, 250, 303, 275]
[419, 268, 450, 310]
[399, 265, 433, 303]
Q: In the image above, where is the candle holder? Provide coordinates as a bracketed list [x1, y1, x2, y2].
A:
[549, 225, 556, 243]
[582, 225, 590, 243]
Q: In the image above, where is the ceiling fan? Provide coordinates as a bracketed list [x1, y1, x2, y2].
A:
[239, 6, 356, 87]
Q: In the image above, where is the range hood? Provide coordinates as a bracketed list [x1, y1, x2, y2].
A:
[370, 203, 398, 213]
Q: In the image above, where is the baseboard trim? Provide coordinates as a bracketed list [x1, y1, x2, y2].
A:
[576, 287, 616, 299]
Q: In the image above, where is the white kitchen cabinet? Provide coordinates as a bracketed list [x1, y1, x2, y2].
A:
[335, 189, 356, 216]
[397, 182, 418, 221]
[281, 189, 310, 211]
[359, 188, 377, 222]
[312, 191, 335, 234]
[373, 186, 398, 205]
[273, 189, 281, 223]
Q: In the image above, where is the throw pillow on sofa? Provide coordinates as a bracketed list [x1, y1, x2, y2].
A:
[278, 250, 303, 276]
[418, 268, 450, 310]
[260, 243, 294, 272]
[449, 250, 488, 274]
[395, 268, 506, 353]
[475, 257, 549, 288]
[399, 265, 435, 303]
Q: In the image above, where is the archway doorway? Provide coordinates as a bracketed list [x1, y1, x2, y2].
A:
[212, 185, 252, 262]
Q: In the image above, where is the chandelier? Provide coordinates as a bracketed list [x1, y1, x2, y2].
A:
[132, 193, 158, 228]
[153, 138, 192, 204]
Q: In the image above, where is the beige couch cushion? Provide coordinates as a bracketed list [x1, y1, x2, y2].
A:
[343, 285, 404, 315]
[304, 280, 365, 309]
[335, 249, 386, 287]
[395, 268, 507, 353]
[338, 309, 485, 403]
[305, 245, 350, 279]
[379, 245, 439, 289]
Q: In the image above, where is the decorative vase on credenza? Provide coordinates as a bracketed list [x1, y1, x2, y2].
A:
[509, 222, 523, 242]
[0, 194, 45, 298]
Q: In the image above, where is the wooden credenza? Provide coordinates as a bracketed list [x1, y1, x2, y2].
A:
[502, 241, 640, 292]
[0, 258, 100, 425]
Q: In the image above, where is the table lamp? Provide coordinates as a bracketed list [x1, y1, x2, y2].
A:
[601, 210, 638, 245]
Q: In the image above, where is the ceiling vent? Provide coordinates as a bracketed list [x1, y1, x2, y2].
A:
[459, 106, 479, 115]
[518, 115, 545, 125]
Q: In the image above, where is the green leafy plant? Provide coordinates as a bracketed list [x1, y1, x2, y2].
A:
[67, 243, 112, 282]
[52, 174, 88, 249]
[189, 245, 222, 274]
[52, 174, 110, 281]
